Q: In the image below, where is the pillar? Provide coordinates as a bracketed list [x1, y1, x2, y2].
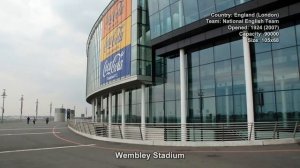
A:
[121, 89, 125, 138]
[92, 99, 95, 122]
[100, 96, 103, 123]
[243, 33, 255, 140]
[95, 98, 98, 122]
[180, 49, 187, 141]
[141, 84, 146, 140]
[108, 92, 112, 138]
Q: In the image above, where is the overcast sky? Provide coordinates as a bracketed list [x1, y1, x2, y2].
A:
[0, 0, 110, 117]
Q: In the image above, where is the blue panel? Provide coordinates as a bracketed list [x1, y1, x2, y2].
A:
[100, 45, 131, 84]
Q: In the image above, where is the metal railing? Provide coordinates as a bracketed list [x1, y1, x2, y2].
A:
[68, 120, 300, 142]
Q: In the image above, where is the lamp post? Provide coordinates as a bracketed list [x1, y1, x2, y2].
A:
[35, 99, 39, 119]
[20, 95, 24, 120]
[1, 89, 7, 123]
[50, 102, 52, 119]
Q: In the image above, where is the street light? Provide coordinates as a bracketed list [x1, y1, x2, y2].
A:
[1, 89, 7, 123]
[35, 99, 39, 119]
[50, 102, 52, 119]
[20, 95, 24, 120]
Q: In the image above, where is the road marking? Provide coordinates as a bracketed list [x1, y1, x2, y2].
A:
[0, 144, 95, 154]
[0, 127, 67, 131]
[0, 132, 61, 136]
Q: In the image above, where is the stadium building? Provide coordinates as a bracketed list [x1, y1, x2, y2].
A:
[84, 0, 300, 144]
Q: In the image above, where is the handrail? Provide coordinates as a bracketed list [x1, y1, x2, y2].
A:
[69, 120, 300, 142]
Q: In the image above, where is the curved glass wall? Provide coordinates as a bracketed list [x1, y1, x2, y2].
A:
[86, 0, 152, 97]
[253, 24, 300, 122]
[148, 0, 251, 39]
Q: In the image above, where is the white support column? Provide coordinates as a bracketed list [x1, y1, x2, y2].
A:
[243, 33, 255, 140]
[141, 84, 146, 140]
[100, 96, 103, 123]
[95, 98, 98, 122]
[108, 92, 112, 138]
[180, 49, 187, 141]
[121, 89, 125, 139]
[92, 99, 95, 122]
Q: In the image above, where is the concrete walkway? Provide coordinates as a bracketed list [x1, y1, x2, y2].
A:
[0, 121, 300, 168]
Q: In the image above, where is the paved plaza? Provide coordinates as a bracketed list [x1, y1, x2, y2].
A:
[0, 121, 300, 168]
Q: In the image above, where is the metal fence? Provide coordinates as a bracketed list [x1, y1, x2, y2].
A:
[68, 120, 300, 142]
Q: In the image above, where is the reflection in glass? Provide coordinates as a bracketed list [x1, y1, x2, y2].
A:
[182, 0, 199, 24]
[232, 58, 246, 94]
[160, 7, 172, 34]
[165, 72, 176, 100]
[200, 47, 214, 65]
[252, 52, 274, 92]
[171, 1, 184, 30]
[276, 90, 300, 122]
[215, 60, 232, 96]
[216, 96, 233, 123]
[198, 0, 215, 18]
[254, 92, 277, 122]
[188, 67, 200, 98]
[215, 0, 234, 12]
[200, 64, 215, 97]
[214, 43, 230, 61]
[272, 47, 300, 90]
[272, 26, 297, 50]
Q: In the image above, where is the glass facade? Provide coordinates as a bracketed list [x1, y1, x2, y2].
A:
[253, 25, 300, 122]
[148, 0, 251, 38]
[86, 0, 152, 97]
[186, 38, 247, 123]
[87, 0, 300, 126]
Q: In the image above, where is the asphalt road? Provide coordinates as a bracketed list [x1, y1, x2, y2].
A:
[0, 121, 300, 168]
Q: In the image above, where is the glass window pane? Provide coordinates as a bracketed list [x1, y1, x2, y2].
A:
[148, 0, 159, 15]
[202, 97, 216, 123]
[232, 58, 246, 94]
[151, 84, 164, 102]
[188, 51, 200, 67]
[160, 7, 172, 34]
[200, 64, 215, 97]
[166, 57, 175, 72]
[254, 92, 277, 122]
[150, 102, 164, 123]
[182, 0, 199, 25]
[159, 0, 170, 10]
[255, 35, 272, 53]
[198, 0, 216, 18]
[165, 101, 177, 123]
[216, 96, 233, 123]
[231, 39, 243, 58]
[165, 72, 176, 100]
[276, 90, 300, 122]
[273, 47, 300, 90]
[215, 0, 234, 12]
[215, 60, 232, 96]
[188, 99, 200, 123]
[174, 56, 180, 71]
[175, 71, 181, 100]
[200, 47, 214, 65]
[214, 43, 230, 61]
[171, 1, 184, 30]
[150, 13, 160, 38]
[296, 25, 300, 45]
[252, 52, 274, 92]
[188, 67, 200, 98]
[272, 26, 297, 50]
[170, 0, 179, 4]
[233, 94, 247, 122]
